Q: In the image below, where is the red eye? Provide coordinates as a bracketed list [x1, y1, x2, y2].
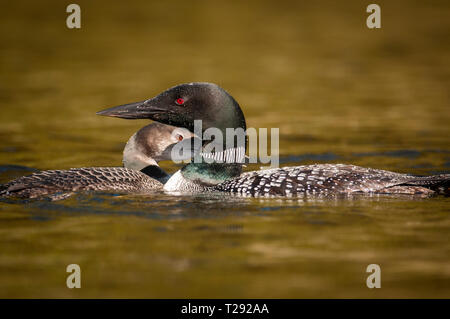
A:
[176, 98, 184, 105]
[176, 134, 183, 141]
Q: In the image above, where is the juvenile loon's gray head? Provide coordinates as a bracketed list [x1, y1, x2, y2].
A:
[123, 122, 198, 171]
[97, 82, 247, 141]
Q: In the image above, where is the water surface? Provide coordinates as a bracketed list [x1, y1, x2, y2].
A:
[0, 0, 449, 297]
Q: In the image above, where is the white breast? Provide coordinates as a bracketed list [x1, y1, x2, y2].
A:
[163, 170, 212, 192]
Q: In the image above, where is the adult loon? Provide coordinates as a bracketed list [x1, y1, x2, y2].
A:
[98, 82, 449, 197]
[0, 123, 196, 200]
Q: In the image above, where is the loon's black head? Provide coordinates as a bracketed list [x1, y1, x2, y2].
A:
[97, 82, 246, 135]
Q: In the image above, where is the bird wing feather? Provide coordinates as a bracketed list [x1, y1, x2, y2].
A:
[1, 167, 162, 199]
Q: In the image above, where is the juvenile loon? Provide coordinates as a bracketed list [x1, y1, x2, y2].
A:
[0, 123, 196, 200]
[98, 82, 449, 197]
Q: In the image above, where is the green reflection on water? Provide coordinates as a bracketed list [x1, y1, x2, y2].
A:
[0, 0, 449, 297]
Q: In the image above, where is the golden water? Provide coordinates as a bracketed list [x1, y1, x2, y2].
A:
[0, 0, 449, 297]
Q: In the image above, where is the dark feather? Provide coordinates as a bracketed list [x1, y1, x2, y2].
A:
[1, 167, 162, 200]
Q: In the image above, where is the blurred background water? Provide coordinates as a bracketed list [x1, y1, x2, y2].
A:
[0, 0, 449, 297]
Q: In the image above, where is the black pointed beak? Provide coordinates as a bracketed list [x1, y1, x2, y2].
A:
[96, 100, 167, 119]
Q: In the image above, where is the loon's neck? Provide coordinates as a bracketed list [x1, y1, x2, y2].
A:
[182, 162, 242, 185]
[140, 165, 170, 184]
[123, 132, 158, 171]
[163, 163, 242, 193]
[163, 147, 245, 192]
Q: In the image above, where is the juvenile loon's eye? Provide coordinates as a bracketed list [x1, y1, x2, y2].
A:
[175, 98, 185, 105]
[176, 134, 184, 141]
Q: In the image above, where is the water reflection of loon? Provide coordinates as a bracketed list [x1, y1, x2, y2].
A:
[98, 82, 449, 197]
[0, 123, 195, 200]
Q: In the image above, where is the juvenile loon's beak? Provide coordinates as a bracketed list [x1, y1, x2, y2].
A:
[96, 100, 166, 119]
